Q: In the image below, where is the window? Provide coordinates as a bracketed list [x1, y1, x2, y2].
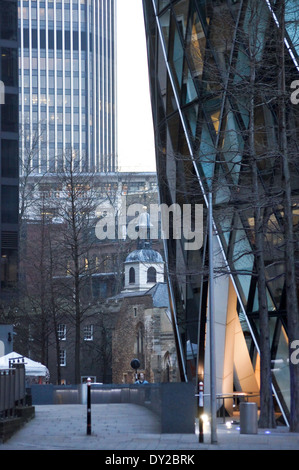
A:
[31, 29, 37, 48]
[135, 322, 144, 367]
[1, 185, 18, 224]
[129, 267, 135, 284]
[1, 48, 18, 87]
[147, 267, 157, 283]
[1, 139, 18, 178]
[1, 94, 18, 133]
[59, 350, 66, 366]
[84, 325, 93, 341]
[0, 1, 17, 41]
[58, 324, 66, 341]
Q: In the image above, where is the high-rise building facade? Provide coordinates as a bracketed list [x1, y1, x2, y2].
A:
[18, 0, 117, 174]
[0, 0, 19, 296]
[143, 0, 299, 426]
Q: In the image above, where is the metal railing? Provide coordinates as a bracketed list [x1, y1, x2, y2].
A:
[0, 358, 26, 419]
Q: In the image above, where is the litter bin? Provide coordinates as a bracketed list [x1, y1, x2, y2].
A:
[240, 402, 258, 434]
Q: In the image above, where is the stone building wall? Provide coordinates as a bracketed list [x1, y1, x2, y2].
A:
[111, 293, 179, 384]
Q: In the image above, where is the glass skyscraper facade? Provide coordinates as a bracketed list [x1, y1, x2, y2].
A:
[143, 0, 299, 425]
[18, 0, 117, 174]
[0, 0, 19, 296]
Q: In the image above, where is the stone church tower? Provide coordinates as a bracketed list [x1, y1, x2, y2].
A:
[110, 212, 179, 384]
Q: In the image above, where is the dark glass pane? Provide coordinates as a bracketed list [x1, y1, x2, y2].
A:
[1, 47, 18, 87]
[1, 248, 18, 287]
[23, 28, 29, 48]
[81, 31, 86, 50]
[56, 30, 62, 50]
[65, 30, 70, 50]
[1, 93, 18, 132]
[1, 185, 18, 223]
[40, 29, 46, 49]
[1, 139, 18, 177]
[48, 30, 54, 49]
[31, 29, 37, 48]
[0, 1, 17, 41]
[73, 31, 78, 50]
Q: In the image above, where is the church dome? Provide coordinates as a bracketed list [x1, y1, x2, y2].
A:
[125, 246, 164, 264]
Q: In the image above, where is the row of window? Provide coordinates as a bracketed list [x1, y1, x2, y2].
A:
[57, 323, 93, 341]
[129, 266, 157, 284]
[21, 29, 113, 54]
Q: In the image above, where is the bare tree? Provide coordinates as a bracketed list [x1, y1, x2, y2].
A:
[276, 0, 299, 432]
[52, 150, 99, 383]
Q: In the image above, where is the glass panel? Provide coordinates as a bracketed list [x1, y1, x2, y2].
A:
[196, 122, 215, 190]
[285, 0, 299, 55]
[208, 1, 234, 71]
[1, 94, 18, 133]
[168, 13, 184, 93]
[158, 0, 170, 13]
[216, 201, 234, 251]
[1, 139, 18, 178]
[159, 9, 170, 52]
[216, 172, 231, 207]
[252, 285, 276, 313]
[242, 0, 270, 63]
[166, 73, 177, 115]
[1, 185, 19, 223]
[185, 4, 206, 83]
[271, 323, 290, 415]
[182, 58, 198, 105]
[184, 103, 198, 141]
[1, 248, 18, 287]
[0, 0, 17, 41]
[173, 0, 189, 42]
[231, 215, 254, 304]
[1, 48, 18, 87]
[234, 46, 250, 83]
[222, 111, 243, 185]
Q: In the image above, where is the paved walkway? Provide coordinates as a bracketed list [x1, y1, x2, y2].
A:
[0, 404, 299, 450]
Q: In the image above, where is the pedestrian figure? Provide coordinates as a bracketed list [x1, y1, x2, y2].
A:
[135, 372, 148, 384]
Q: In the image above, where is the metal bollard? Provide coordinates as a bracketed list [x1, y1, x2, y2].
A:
[240, 402, 258, 434]
[86, 377, 91, 435]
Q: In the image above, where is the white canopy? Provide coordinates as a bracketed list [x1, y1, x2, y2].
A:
[0, 352, 49, 377]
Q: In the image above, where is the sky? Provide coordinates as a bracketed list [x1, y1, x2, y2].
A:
[116, 0, 156, 173]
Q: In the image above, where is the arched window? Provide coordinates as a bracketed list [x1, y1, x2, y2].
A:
[147, 266, 156, 283]
[163, 352, 171, 382]
[135, 322, 144, 368]
[136, 322, 144, 356]
[129, 266, 135, 284]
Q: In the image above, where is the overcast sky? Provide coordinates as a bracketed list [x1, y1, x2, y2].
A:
[116, 0, 156, 173]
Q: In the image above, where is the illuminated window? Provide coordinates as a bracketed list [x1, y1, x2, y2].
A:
[58, 324, 66, 341]
[84, 325, 93, 341]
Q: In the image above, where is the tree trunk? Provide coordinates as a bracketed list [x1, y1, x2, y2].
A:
[248, 13, 276, 426]
[277, 0, 299, 432]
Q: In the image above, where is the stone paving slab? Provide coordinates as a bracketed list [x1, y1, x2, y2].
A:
[0, 404, 298, 451]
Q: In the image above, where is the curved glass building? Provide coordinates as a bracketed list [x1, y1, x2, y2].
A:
[142, 0, 299, 425]
[18, 0, 117, 174]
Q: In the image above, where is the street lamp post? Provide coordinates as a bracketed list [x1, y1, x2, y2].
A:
[208, 192, 217, 444]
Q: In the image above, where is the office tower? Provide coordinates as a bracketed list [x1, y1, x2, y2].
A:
[143, 0, 299, 426]
[0, 0, 19, 296]
[18, 0, 117, 174]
